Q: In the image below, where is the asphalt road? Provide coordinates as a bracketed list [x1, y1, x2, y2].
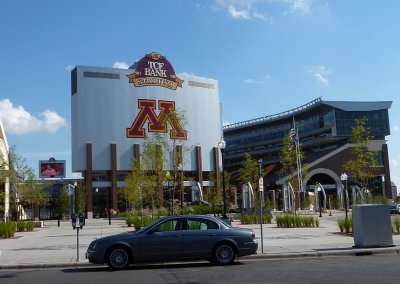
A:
[1, 255, 400, 284]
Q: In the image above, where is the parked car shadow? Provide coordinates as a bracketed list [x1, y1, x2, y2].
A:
[62, 261, 244, 273]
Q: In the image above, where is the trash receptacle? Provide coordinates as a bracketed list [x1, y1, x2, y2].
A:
[352, 204, 393, 248]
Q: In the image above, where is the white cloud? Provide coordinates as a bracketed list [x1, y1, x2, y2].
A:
[244, 78, 263, 84]
[65, 65, 74, 71]
[390, 159, 400, 167]
[0, 99, 67, 135]
[310, 65, 331, 86]
[228, 4, 250, 19]
[314, 73, 329, 85]
[393, 126, 400, 133]
[288, 0, 310, 14]
[113, 61, 129, 69]
[215, 1, 269, 21]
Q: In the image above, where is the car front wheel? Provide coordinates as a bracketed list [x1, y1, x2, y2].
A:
[106, 246, 130, 270]
[213, 243, 236, 265]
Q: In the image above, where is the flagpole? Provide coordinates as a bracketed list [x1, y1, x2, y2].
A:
[292, 117, 302, 194]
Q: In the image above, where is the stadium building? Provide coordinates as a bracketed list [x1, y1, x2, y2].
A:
[223, 98, 393, 207]
[71, 52, 223, 218]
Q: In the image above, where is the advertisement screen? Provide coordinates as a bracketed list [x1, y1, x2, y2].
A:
[39, 160, 65, 178]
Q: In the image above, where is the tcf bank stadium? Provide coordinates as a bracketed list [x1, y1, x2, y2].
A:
[71, 51, 395, 216]
[71, 52, 223, 218]
[223, 97, 394, 210]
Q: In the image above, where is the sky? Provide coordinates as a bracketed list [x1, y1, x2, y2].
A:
[0, 0, 399, 191]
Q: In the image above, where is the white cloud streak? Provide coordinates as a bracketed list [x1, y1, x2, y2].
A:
[310, 65, 331, 86]
[0, 99, 67, 135]
[113, 61, 129, 69]
[244, 78, 263, 84]
[288, 0, 310, 14]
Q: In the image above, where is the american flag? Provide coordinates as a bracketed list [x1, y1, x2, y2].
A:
[288, 127, 297, 151]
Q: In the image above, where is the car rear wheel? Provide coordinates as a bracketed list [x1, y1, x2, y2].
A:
[213, 243, 236, 265]
[106, 246, 130, 270]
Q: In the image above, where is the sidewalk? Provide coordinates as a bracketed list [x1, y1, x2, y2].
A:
[0, 212, 399, 269]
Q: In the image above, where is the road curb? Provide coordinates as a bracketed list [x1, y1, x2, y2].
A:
[243, 246, 399, 261]
[2, 247, 398, 270]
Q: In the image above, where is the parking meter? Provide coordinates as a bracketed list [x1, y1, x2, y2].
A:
[71, 213, 77, 230]
[78, 213, 85, 229]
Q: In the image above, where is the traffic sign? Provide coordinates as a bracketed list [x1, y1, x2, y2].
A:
[258, 177, 264, 192]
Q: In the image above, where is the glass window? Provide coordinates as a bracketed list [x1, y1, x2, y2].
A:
[187, 218, 219, 230]
[155, 219, 184, 232]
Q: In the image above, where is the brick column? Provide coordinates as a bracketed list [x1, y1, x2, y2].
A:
[85, 143, 93, 218]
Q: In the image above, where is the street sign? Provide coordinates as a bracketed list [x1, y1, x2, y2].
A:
[259, 177, 264, 192]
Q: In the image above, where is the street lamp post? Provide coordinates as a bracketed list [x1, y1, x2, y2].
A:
[218, 140, 228, 219]
[166, 171, 172, 215]
[317, 186, 322, 217]
[178, 163, 183, 214]
[340, 173, 348, 220]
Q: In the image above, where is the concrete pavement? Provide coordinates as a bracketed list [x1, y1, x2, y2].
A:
[0, 212, 399, 269]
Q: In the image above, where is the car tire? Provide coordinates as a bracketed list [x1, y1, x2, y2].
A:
[212, 243, 236, 265]
[106, 246, 131, 270]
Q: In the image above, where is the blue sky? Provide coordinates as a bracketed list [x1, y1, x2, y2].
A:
[1, 0, 399, 190]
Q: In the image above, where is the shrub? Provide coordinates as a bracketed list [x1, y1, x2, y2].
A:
[275, 214, 319, 228]
[17, 221, 26, 232]
[392, 218, 400, 234]
[132, 216, 142, 231]
[126, 216, 134, 227]
[26, 220, 34, 232]
[240, 213, 272, 224]
[0, 222, 16, 238]
[338, 218, 345, 233]
[344, 218, 352, 234]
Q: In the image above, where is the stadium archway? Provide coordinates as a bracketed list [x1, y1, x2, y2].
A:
[304, 168, 341, 194]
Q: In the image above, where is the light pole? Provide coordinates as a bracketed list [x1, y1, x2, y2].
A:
[317, 185, 322, 217]
[166, 171, 172, 215]
[178, 163, 183, 214]
[340, 173, 348, 220]
[68, 182, 77, 215]
[218, 139, 228, 219]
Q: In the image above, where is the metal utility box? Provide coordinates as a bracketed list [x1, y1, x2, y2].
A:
[352, 204, 393, 248]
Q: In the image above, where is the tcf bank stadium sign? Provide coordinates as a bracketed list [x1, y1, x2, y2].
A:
[127, 52, 184, 90]
[126, 52, 187, 140]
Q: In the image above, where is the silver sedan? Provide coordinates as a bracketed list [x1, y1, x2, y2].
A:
[86, 215, 258, 269]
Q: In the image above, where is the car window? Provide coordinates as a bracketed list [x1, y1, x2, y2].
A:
[155, 219, 184, 232]
[188, 218, 219, 230]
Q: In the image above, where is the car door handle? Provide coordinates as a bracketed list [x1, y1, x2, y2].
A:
[209, 234, 216, 236]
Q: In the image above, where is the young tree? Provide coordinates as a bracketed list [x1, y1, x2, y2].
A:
[238, 153, 259, 191]
[57, 186, 70, 220]
[75, 184, 86, 214]
[278, 132, 308, 212]
[123, 159, 146, 212]
[342, 118, 378, 190]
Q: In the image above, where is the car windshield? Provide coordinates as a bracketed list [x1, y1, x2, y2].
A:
[219, 219, 232, 229]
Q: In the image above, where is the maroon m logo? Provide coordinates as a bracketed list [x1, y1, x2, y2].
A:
[126, 99, 187, 140]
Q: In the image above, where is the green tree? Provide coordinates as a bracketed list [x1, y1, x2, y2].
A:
[123, 159, 146, 212]
[75, 184, 86, 214]
[278, 135, 308, 190]
[342, 118, 378, 190]
[238, 153, 259, 191]
[57, 186, 70, 220]
[278, 132, 308, 212]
